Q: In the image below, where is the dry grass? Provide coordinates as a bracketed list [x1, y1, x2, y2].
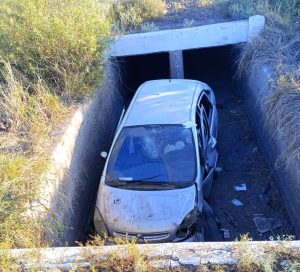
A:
[0, 62, 69, 250]
[233, 0, 300, 169]
[0, 0, 111, 98]
[0, 0, 166, 252]
[78, 235, 153, 272]
[235, 235, 300, 272]
[140, 22, 160, 33]
[0, 3, 112, 250]
[111, 0, 166, 33]
[197, 0, 215, 7]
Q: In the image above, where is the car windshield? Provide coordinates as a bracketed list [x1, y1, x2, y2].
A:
[106, 125, 196, 189]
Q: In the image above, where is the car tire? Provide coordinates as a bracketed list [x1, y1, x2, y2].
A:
[202, 200, 222, 241]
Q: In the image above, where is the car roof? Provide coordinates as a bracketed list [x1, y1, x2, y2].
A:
[124, 79, 208, 126]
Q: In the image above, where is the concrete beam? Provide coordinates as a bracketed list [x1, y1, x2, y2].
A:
[109, 15, 265, 57]
[5, 241, 300, 270]
[248, 15, 265, 41]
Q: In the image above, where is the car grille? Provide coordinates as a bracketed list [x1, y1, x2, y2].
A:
[113, 231, 169, 241]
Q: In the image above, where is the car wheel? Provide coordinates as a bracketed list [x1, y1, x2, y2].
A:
[202, 200, 222, 241]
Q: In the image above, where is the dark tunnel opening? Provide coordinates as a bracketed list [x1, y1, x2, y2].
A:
[114, 52, 170, 105]
[183, 45, 238, 104]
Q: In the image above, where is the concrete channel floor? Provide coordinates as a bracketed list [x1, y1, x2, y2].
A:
[208, 79, 294, 241]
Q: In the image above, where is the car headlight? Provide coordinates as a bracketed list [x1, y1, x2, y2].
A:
[176, 209, 198, 238]
[94, 207, 108, 237]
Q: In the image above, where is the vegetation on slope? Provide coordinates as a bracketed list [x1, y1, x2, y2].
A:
[230, 0, 300, 168]
[0, 0, 165, 250]
[111, 0, 166, 32]
[0, 0, 112, 249]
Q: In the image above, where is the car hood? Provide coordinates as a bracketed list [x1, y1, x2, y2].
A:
[97, 183, 196, 235]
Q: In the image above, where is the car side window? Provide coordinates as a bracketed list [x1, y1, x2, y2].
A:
[196, 106, 207, 167]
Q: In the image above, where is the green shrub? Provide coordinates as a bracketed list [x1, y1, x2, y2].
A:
[226, 0, 299, 25]
[111, 0, 166, 32]
[0, 62, 67, 249]
[235, 1, 300, 168]
[0, 0, 111, 97]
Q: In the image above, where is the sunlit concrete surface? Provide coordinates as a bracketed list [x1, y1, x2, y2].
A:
[109, 15, 265, 57]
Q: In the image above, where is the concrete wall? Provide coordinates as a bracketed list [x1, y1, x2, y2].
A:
[6, 240, 300, 270]
[241, 65, 300, 237]
[44, 64, 125, 245]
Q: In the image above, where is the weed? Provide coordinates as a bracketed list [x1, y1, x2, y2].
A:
[226, 0, 299, 23]
[111, 0, 166, 32]
[0, 62, 68, 249]
[235, 235, 300, 272]
[183, 19, 195, 28]
[197, 0, 215, 7]
[80, 235, 152, 272]
[0, 0, 111, 97]
[0, 0, 166, 252]
[141, 22, 160, 32]
[235, 3, 300, 169]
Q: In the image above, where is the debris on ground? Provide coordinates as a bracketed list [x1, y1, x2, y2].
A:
[234, 183, 247, 191]
[253, 217, 282, 233]
[231, 199, 243, 206]
[220, 228, 230, 239]
[224, 210, 237, 227]
[259, 183, 271, 205]
[215, 166, 223, 172]
[253, 213, 264, 217]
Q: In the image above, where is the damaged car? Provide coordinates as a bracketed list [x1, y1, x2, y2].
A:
[94, 79, 218, 242]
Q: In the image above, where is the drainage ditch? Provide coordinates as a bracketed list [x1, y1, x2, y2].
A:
[69, 45, 294, 245]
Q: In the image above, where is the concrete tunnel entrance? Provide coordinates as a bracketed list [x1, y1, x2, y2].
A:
[81, 45, 294, 243]
[115, 52, 170, 105]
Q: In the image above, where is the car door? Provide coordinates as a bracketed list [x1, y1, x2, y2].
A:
[198, 92, 218, 168]
[199, 106, 214, 198]
[198, 91, 217, 139]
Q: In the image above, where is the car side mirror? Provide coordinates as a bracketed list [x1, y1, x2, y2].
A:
[100, 151, 108, 160]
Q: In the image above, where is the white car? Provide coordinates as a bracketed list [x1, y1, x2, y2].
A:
[94, 79, 218, 242]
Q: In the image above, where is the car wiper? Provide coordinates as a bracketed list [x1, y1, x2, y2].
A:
[117, 181, 174, 189]
[131, 174, 162, 182]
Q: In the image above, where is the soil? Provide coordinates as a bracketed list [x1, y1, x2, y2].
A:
[134, 0, 232, 33]
[209, 83, 294, 241]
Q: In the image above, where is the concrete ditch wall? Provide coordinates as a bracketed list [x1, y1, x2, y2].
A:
[6, 241, 300, 270]
[43, 64, 125, 245]
[241, 65, 300, 238]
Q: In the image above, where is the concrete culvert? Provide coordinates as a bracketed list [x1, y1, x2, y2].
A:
[45, 18, 296, 247]
[55, 50, 295, 245]
[104, 45, 294, 242]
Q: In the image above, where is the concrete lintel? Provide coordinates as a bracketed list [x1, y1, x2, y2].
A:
[5, 241, 300, 270]
[248, 15, 265, 41]
[109, 15, 265, 57]
[169, 50, 184, 79]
